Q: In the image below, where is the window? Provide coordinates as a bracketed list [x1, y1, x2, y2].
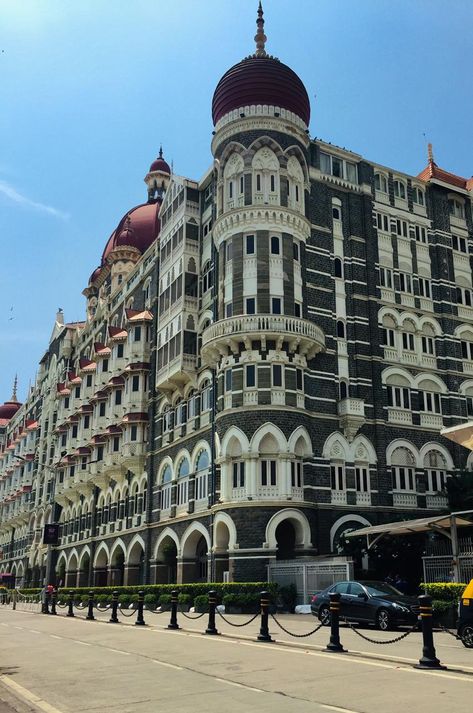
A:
[413, 187, 425, 206]
[375, 173, 388, 193]
[336, 320, 346, 339]
[420, 391, 441, 414]
[261, 459, 277, 486]
[296, 368, 303, 390]
[102, 359, 109, 372]
[387, 385, 410, 409]
[228, 180, 233, 199]
[246, 297, 256, 315]
[202, 261, 213, 293]
[240, 176, 244, 194]
[291, 461, 303, 488]
[399, 272, 412, 293]
[232, 461, 245, 488]
[467, 396, 473, 417]
[339, 381, 348, 399]
[272, 364, 283, 387]
[320, 152, 357, 183]
[86, 375, 93, 387]
[379, 267, 393, 289]
[449, 198, 465, 219]
[201, 381, 211, 412]
[332, 206, 341, 220]
[270, 236, 280, 255]
[334, 258, 343, 278]
[97, 446, 104, 462]
[381, 327, 395, 347]
[245, 364, 256, 388]
[225, 303, 233, 317]
[457, 287, 473, 306]
[426, 469, 447, 493]
[414, 225, 427, 243]
[393, 466, 415, 491]
[225, 369, 232, 392]
[72, 424, 78, 438]
[117, 343, 124, 358]
[270, 174, 276, 192]
[376, 213, 390, 232]
[226, 239, 233, 261]
[452, 235, 468, 253]
[132, 375, 140, 392]
[394, 180, 406, 200]
[74, 386, 81, 398]
[130, 425, 138, 441]
[115, 390, 122, 406]
[134, 326, 141, 342]
[64, 397, 70, 409]
[99, 401, 106, 417]
[246, 235, 255, 254]
[294, 302, 301, 318]
[256, 173, 262, 192]
[401, 332, 415, 351]
[395, 219, 408, 238]
[113, 437, 120, 452]
[83, 415, 90, 429]
[418, 277, 431, 298]
[272, 297, 281, 314]
[293, 242, 300, 261]
[355, 466, 369, 492]
[462, 340, 473, 360]
[422, 336, 435, 355]
[331, 464, 345, 491]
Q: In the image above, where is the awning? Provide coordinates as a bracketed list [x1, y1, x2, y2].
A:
[345, 512, 473, 541]
[441, 422, 473, 451]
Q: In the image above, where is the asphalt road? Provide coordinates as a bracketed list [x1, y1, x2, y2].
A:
[1, 605, 473, 713]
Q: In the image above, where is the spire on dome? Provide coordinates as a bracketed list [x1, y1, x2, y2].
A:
[158, 145, 163, 159]
[254, 1, 267, 57]
[11, 375, 18, 403]
[428, 142, 435, 164]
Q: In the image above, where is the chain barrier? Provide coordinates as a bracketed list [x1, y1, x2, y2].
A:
[341, 617, 418, 645]
[269, 613, 325, 638]
[56, 602, 69, 609]
[118, 606, 137, 618]
[217, 609, 260, 628]
[180, 609, 207, 620]
[94, 603, 112, 612]
[438, 624, 460, 640]
[144, 606, 166, 614]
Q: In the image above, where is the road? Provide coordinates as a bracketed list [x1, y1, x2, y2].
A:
[1, 605, 473, 713]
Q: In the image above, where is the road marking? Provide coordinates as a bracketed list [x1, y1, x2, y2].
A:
[214, 677, 263, 693]
[74, 640, 91, 646]
[13, 626, 24, 630]
[106, 647, 130, 656]
[0, 675, 64, 713]
[151, 659, 183, 670]
[50, 635, 63, 640]
[29, 629, 41, 634]
[0, 622, 8, 627]
[321, 705, 364, 713]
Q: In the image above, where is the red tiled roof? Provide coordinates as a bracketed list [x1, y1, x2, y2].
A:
[108, 326, 128, 341]
[125, 309, 153, 322]
[94, 342, 111, 357]
[418, 160, 471, 190]
[122, 412, 148, 422]
[79, 358, 97, 372]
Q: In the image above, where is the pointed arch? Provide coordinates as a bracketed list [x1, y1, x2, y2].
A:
[93, 542, 110, 568]
[181, 522, 211, 559]
[126, 534, 146, 565]
[213, 512, 238, 551]
[154, 527, 181, 559]
[322, 432, 350, 461]
[221, 426, 249, 458]
[288, 426, 312, 456]
[250, 422, 288, 454]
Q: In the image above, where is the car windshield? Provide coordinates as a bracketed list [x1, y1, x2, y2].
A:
[362, 582, 403, 597]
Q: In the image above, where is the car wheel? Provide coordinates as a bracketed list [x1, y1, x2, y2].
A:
[459, 624, 473, 648]
[376, 608, 392, 631]
[319, 605, 331, 626]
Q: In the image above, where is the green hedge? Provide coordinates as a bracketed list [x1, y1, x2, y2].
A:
[21, 582, 277, 602]
[423, 583, 467, 602]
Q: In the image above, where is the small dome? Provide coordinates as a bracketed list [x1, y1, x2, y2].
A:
[88, 266, 102, 284]
[149, 147, 171, 174]
[212, 4, 310, 126]
[101, 201, 162, 263]
[0, 400, 20, 421]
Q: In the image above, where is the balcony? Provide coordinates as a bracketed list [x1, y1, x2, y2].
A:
[122, 442, 146, 474]
[102, 453, 126, 482]
[337, 398, 365, 441]
[356, 491, 371, 506]
[156, 354, 198, 391]
[426, 493, 449, 510]
[201, 315, 325, 366]
[393, 492, 417, 508]
[387, 408, 412, 425]
[331, 490, 347, 505]
[420, 413, 443, 430]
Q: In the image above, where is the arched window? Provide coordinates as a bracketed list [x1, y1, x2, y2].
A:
[177, 458, 189, 507]
[162, 465, 172, 483]
[381, 315, 397, 348]
[195, 449, 210, 504]
[287, 156, 304, 212]
[390, 446, 416, 491]
[394, 179, 406, 200]
[424, 450, 448, 493]
[334, 258, 343, 278]
[375, 173, 388, 193]
[223, 153, 244, 210]
[413, 187, 425, 206]
[177, 458, 190, 478]
[336, 320, 346, 339]
[339, 380, 348, 400]
[332, 206, 341, 220]
[252, 147, 280, 204]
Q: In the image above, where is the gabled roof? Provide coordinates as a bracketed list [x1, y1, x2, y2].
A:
[418, 159, 472, 191]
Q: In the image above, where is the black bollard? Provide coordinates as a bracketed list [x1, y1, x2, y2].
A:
[50, 589, 57, 616]
[205, 590, 219, 635]
[109, 590, 119, 623]
[414, 595, 446, 670]
[135, 590, 146, 626]
[43, 592, 50, 615]
[86, 590, 95, 621]
[326, 592, 345, 652]
[167, 590, 180, 630]
[257, 591, 273, 642]
[67, 591, 75, 618]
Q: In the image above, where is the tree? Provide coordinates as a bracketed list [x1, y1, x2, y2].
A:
[446, 471, 473, 512]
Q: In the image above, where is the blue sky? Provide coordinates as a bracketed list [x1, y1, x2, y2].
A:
[1, 0, 472, 404]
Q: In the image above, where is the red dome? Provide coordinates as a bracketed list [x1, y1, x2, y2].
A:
[212, 55, 310, 126]
[0, 400, 21, 421]
[101, 201, 162, 263]
[89, 266, 102, 284]
[149, 147, 171, 174]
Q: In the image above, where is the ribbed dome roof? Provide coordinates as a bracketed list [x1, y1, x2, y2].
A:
[212, 3, 310, 126]
[0, 400, 21, 421]
[150, 147, 171, 174]
[101, 201, 162, 264]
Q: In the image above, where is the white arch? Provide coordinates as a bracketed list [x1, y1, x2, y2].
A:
[191, 440, 211, 470]
[351, 435, 377, 464]
[154, 527, 181, 559]
[109, 538, 127, 564]
[288, 426, 312, 456]
[322, 432, 350, 461]
[173, 448, 191, 473]
[93, 542, 110, 568]
[250, 423, 288, 454]
[221, 426, 249, 458]
[378, 306, 401, 327]
[386, 439, 418, 465]
[78, 546, 91, 570]
[265, 509, 312, 549]
[419, 442, 454, 470]
[213, 512, 238, 551]
[157, 456, 174, 483]
[414, 373, 447, 393]
[454, 324, 473, 340]
[329, 514, 372, 551]
[459, 380, 473, 396]
[382, 366, 415, 387]
[67, 548, 79, 569]
[126, 534, 146, 564]
[181, 522, 211, 559]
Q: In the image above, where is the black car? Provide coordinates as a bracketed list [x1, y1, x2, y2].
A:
[310, 580, 419, 631]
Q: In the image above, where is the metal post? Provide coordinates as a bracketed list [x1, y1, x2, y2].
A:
[326, 592, 345, 652]
[205, 590, 219, 635]
[257, 591, 273, 642]
[167, 590, 179, 630]
[43, 591, 50, 615]
[450, 515, 460, 583]
[50, 588, 57, 616]
[135, 590, 146, 626]
[86, 590, 95, 621]
[414, 595, 446, 670]
[109, 590, 119, 623]
[67, 591, 74, 618]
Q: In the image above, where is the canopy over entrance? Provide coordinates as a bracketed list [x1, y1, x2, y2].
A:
[441, 422, 473, 450]
[345, 510, 473, 582]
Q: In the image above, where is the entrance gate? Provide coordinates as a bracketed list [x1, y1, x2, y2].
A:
[268, 557, 354, 605]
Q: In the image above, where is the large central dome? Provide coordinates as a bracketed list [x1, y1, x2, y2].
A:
[211, 3, 310, 127]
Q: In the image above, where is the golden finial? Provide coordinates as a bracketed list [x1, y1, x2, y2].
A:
[11, 374, 18, 402]
[254, 1, 267, 57]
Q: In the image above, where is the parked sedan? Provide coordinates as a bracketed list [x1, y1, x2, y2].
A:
[310, 580, 419, 631]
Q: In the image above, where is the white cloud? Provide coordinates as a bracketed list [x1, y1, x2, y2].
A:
[0, 179, 68, 220]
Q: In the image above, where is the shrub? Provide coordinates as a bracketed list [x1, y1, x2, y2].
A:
[432, 599, 455, 616]
[194, 595, 209, 613]
[278, 584, 298, 613]
[222, 593, 259, 612]
[158, 594, 172, 609]
[81, 595, 89, 605]
[118, 594, 131, 606]
[96, 594, 109, 605]
[423, 583, 467, 602]
[178, 593, 191, 605]
[144, 594, 158, 610]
